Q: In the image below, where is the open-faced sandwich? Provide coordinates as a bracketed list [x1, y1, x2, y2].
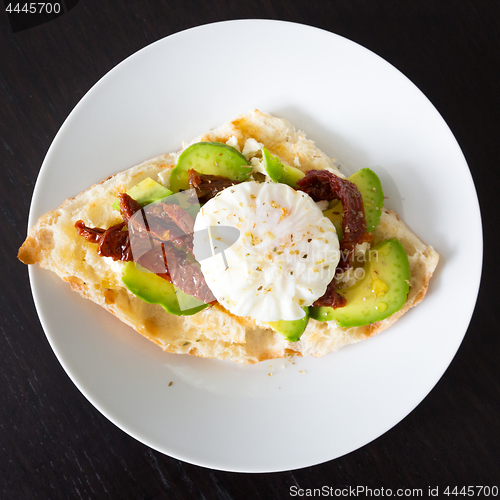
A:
[18, 110, 439, 364]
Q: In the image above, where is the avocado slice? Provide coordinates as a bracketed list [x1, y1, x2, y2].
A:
[112, 177, 173, 211]
[262, 147, 305, 188]
[348, 168, 384, 232]
[122, 262, 209, 316]
[266, 307, 310, 342]
[310, 239, 410, 327]
[169, 142, 252, 193]
[322, 201, 343, 240]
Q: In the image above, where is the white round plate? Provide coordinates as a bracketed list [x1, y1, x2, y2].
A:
[28, 20, 482, 472]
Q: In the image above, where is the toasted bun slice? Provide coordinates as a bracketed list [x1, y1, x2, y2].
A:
[19, 110, 439, 364]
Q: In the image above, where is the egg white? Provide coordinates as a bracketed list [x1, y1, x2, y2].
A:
[193, 181, 340, 321]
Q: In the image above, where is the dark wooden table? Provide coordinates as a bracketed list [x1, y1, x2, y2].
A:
[2, 1, 499, 498]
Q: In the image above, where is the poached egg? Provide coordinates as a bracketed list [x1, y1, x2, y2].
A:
[193, 181, 340, 322]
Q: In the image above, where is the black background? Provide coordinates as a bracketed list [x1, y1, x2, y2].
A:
[1, 1, 499, 498]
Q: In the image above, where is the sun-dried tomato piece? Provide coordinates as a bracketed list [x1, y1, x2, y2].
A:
[74, 221, 105, 244]
[312, 280, 346, 309]
[188, 169, 241, 204]
[75, 220, 132, 261]
[162, 243, 216, 303]
[75, 194, 214, 303]
[118, 193, 142, 222]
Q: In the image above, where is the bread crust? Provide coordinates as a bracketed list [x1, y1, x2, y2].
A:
[19, 110, 439, 364]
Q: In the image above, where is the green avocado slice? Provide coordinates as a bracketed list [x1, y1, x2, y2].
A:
[348, 168, 384, 232]
[112, 177, 172, 211]
[169, 142, 252, 193]
[266, 307, 310, 342]
[322, 201, 343, 240]
[122, 262, 209, 316]
[262, 147, 305, 188]
[310, 239, 410, 327]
